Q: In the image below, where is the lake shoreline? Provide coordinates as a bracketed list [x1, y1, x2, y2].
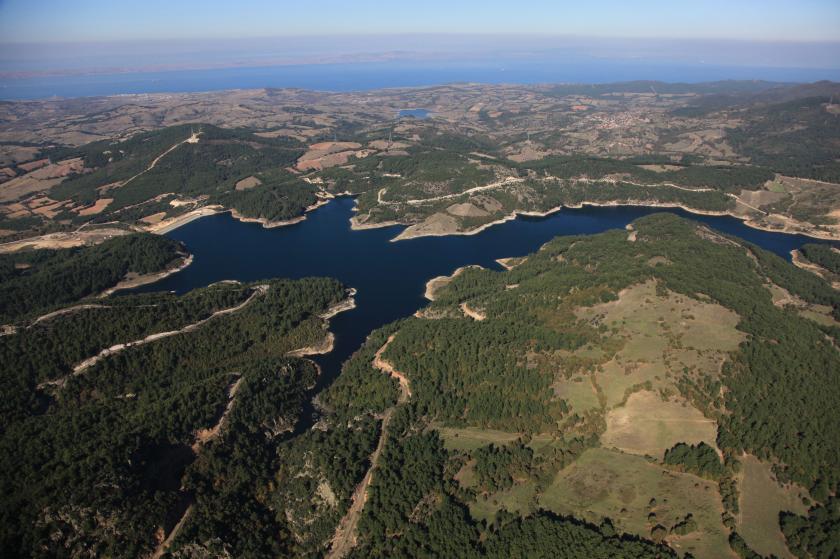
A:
[100, 253, 195, 297]
[423, 265, 483, 301]
[287, 287, 357, 358]
[151, 195, 336, 235]
[133, 195, 838, 448]
[388, 200, 840, 243]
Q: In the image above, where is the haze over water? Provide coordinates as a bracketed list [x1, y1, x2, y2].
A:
[3, 58, 840, 100]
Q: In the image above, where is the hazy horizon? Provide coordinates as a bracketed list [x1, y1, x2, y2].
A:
[2, 35, 840, 78]
[1, 0, 839, 79]
[2, 0, 839, 42]
[1, 1, 839, 99]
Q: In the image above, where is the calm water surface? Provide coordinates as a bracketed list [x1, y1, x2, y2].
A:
[398, 108, 430, 119]
[139, 198, 836, 425]
[5, 60, 840, 100]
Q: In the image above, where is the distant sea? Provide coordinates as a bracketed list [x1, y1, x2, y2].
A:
[2, 58, 839, 100]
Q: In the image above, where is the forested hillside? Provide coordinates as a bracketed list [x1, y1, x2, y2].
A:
[0, 233, 184, 323]
[311, 213, 839, 559]
[0, 267, 351, 557]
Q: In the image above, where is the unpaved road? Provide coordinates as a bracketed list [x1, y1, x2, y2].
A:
[460, 302, 487, 321]
[40, 285, 267, 389]
[150, 374, 241, 559]
[123, 130, 201, 188]
[371, 334, 411, 403]
[377, 176, 524, 207]
[31, 304, 110, 326]
[326, 334, 412, 558]
[326, 407, 394, 559]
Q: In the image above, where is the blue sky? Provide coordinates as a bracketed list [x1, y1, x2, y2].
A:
[1, 0, 839, 43]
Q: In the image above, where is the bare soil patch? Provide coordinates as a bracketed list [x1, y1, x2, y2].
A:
[30, 157, 84, 180]
[234, 175, 262, 191]
[447, 202, 489, 217]
[297, 148, 369, 171]
[0, 227, 130, 253]
[77, 198, 113, 216]
[394, 212, 460, 240]
[507, 144, 551, 162]
[18, 158, 49, 172]
[140, 211, 168, 225]
[368, 140, 410, 150]
[737, 188, 786, 208]
[0, 174, 63, 202]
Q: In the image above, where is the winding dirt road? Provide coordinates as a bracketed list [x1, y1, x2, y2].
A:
[326, 334, 411, 559]
[123, 130, 201, 188]
[39, 285, 268, 389]
[371, 334, 412, 403]
[151, 374, 242, 559]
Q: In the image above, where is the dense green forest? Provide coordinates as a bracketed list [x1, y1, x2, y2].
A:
[0, 274, 349, 557]
[727, 96, 840, 182]
[49, 124, 305, 208]
[350, 144, 496, 203]
[800, 243, 840, 275]
[473, 442, 536, 493]
[214, 169, 320, 222]
[521, 155, 774, 194]
[0, 233, 183, 323]
[780, 497, 840, 559]
[0, 283, 253, 425]
[663, 442, 724, 479]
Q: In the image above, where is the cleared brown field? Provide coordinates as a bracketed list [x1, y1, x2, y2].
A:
[234, 175, 262, 191]
[601, 390, 718, 458]
[77, 198, 113, 216]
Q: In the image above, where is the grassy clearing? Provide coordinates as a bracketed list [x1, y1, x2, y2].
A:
[526, 433, 568, 456]
[436, 425, 521, 452]
[602, 390, 718, 458]
[469, 480, 538, 523]
[767, 281, 840, 327]
[737, 454, 809, 559]
[552, 373, 600, 414]
[575, 281, 744, 408]
[594, 361, 661, 409]
[766, 180, 787, 193]
[798, 307, 840, 327]
[454, 459, 477, 488]
[539, 448, 733, 559]
[438, 425, 565, 456]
